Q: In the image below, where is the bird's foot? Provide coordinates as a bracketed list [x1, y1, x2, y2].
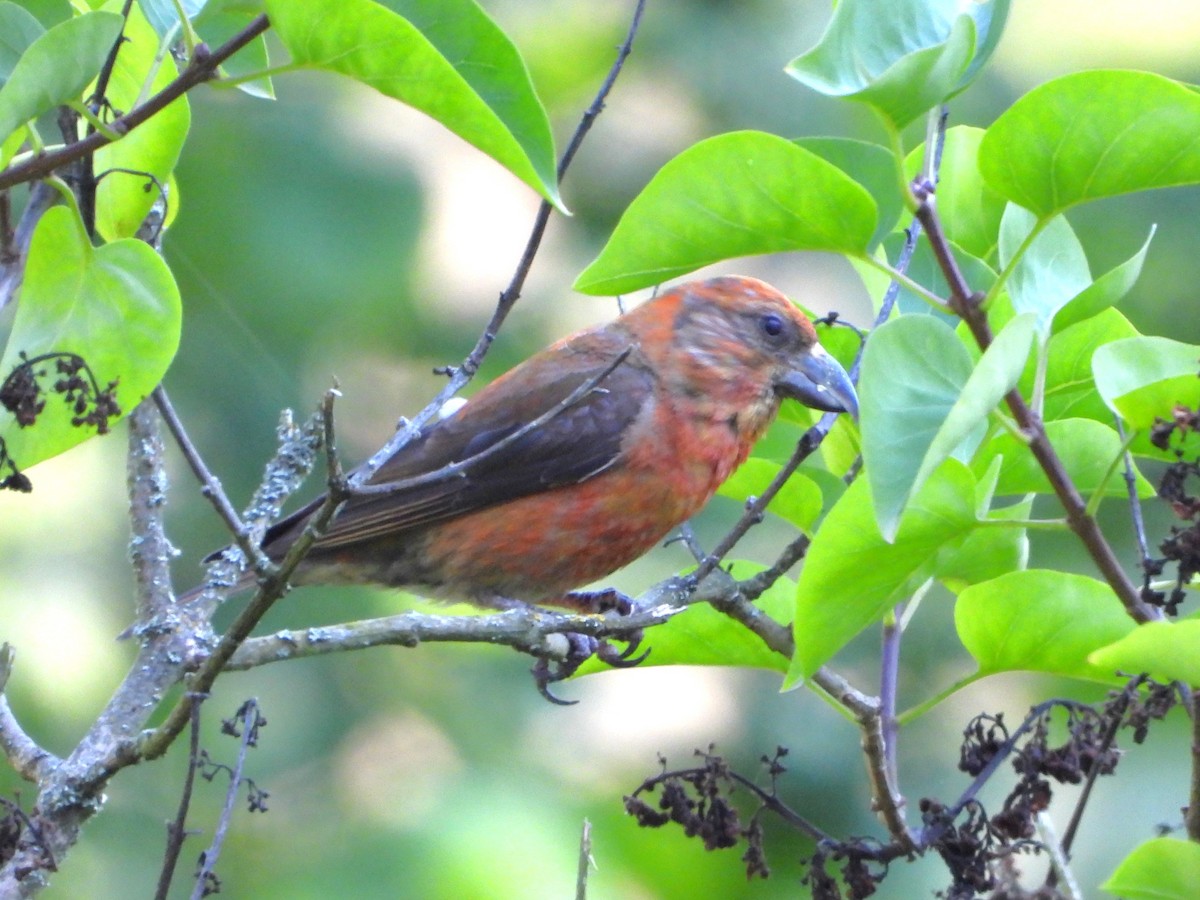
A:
[557, 587, 634, 615]
[530, 595, 652, 710]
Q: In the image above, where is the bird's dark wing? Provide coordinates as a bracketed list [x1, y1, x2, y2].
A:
[261, 331, 653, 555]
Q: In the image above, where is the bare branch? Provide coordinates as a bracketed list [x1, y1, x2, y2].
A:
[153, 697, 204, 900]
[224, 577, 690, 671]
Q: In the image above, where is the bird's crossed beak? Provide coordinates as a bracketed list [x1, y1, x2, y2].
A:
[777, 344, 859, 419]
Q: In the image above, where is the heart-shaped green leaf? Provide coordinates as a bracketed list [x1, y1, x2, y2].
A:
[0, 207, 181, 469]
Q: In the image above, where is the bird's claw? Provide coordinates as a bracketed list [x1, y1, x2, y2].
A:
[530, 627, 651, 704]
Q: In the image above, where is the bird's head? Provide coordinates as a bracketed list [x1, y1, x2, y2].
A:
[630, 276, 859, 422]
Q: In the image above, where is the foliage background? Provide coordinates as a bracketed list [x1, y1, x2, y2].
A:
[2, 1, 1200, 896]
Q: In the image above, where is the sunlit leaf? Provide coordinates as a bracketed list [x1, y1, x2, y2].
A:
[0, 207, 181, 468]
[94, 3, 191, 240]
[718, 458, 823, 533]
[266, 0, 559, 206]
[957, 570, 1134, 680]
[1093, 336, 1200, 429]
[1101, 838, 1200, 900]
[980, 70, 1200, 217]
[1090, 620, 1200, 684]
[575, 131, 876, 295]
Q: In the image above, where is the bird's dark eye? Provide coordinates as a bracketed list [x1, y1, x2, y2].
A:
[760, 313, 785, 338]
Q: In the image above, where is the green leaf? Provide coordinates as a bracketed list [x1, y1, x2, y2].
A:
[194, 4, 274, 99]
[1090, 620, 1200, 684]
[266, 0, 559, 207]
[861, 314, 1033, 540]
[18, 0, 70, 28]
[0, 10, 123, 143]
[1101, 837, 1200, 900]
[937, 493, 1030, 595]
[1093, 336, 1200, 429]
[880, 231, 996, 316]
[906, 126, 1006, 261]
[139, 0, 207, 37]
[794, 137, 902, 249]
[1054, 226, 1154, 333]
[94, 3, 191, 241]
[957, 571, 1135, 680]
[1032, 308, 1140, 423]
[0, 207, 181, 468]
[790, 460, 978, 681]
[980, 70, 1200, 218]
[786, 0, 1009, 130]
[577, 564, 793, 676]
[973, 418, 1154, 498]
[0, 3, 45, 87]
[574, 131, 877, 295]
[999, 205, 1090, 335]
[718, 458, 823, 533]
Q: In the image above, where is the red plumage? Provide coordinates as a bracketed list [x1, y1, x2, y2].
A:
[209, 275, 857, 608]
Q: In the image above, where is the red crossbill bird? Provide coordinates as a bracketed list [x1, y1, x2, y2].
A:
[228, 275, 857, 616]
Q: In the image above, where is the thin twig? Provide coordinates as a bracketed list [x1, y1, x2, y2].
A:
[1044, 680, 1138, 890]
[141, 395, 340, 761]
[575, 819, 592, 900]
[190, 701, 261, 900]
[1115, 417, 1152, 568]
[153, 385, 264, 570]
[154, 696, 204, 900]
[355, 0, 647, 484]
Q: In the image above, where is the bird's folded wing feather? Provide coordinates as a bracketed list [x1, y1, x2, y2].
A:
[261, 332, 654, 555]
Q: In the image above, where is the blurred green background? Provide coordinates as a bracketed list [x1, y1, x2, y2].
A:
[3, 1, 1200, 896]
